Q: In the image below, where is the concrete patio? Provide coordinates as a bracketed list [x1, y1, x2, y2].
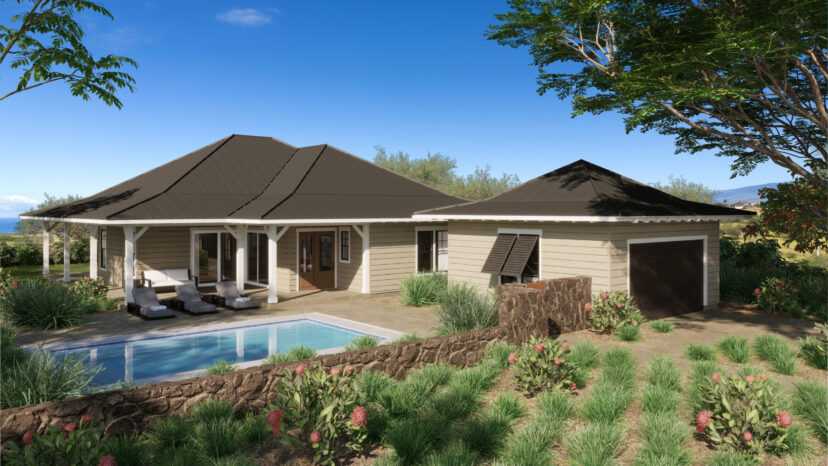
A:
[14, 289, 439, 347]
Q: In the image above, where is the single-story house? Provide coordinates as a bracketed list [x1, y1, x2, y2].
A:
[22, 135, 753, 317]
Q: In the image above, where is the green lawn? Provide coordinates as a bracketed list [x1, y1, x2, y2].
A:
[4, 263, 90, 280]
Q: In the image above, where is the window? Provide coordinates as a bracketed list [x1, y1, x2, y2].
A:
[436, 230, 448, 272]
[482, 230, 540, 284]
[98, 228, 107, 270]
[339, 229, 350, 262]
[417, 229, 449, 272]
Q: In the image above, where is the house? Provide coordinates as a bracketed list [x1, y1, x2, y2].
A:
[413, 160, 754, 318]
[22, 136, 753, 317]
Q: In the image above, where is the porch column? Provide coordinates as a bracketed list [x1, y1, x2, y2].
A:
[41, 222, 50, 276]
[88, 226, 99, 279]
[63, 223, 71, 282]
[235, 226, 247, 294]
[265, 225, 279, 304]
[361, 224, 370, 294]
[124, 226, 135, 304]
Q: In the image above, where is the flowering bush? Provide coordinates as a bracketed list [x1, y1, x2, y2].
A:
[755, 277, 801, 316]
[585, 290, 643, 333]
[3, 415, 112, 466]
[0, 267, 13, 298]
[271, 363, 367, 465]
[694, 371, 793, 457]
[71, 277, 108, 298]
[510, 336, 577, 396]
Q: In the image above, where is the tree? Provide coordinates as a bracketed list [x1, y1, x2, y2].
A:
[373, 146, 520, 200]
[487, 0, 827, 190]
[15, 193, 88, 240]
[1, 0, 137, 107]
[650, 175, 719, 204]
[744, 179, 827, 253]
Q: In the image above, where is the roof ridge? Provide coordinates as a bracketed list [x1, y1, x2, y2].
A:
[106, 135, 235, 219]
[260, 145, 328, 219]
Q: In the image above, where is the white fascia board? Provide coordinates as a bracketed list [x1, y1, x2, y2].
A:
[411, 214, 751, 223]
[18, 216, 440, 226]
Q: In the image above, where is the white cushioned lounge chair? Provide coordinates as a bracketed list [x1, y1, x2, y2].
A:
[129, 288, 175, 320]
[215, 281, 259, 311]
[173, 283, 218, 315]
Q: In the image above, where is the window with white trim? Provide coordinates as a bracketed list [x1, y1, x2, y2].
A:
[340, 229, 350, 263]
[99, 228, 107, 270]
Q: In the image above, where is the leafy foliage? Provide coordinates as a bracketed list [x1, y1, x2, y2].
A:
[756, 277, 802, 316]
[0, 348, 101, 409]
[0, 278, 98, 329]
[510, 336, 577, 396]
[744, 179, 827, 253]
[650, 175, 719, 204]
[272, 363, 368, 464]
[586, 290, 643, 334]
[0, 1, 137, 107]
[399, 272, 447, 306]
[3, 416, 108, 466]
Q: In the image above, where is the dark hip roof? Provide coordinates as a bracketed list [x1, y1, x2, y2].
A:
[23, 135, 465, 222]
[416, 160, 754, 218]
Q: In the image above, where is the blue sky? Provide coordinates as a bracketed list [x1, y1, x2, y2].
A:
[0, 0, 791, 216]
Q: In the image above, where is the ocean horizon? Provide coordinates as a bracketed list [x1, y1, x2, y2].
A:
[0, 217, 20, 234]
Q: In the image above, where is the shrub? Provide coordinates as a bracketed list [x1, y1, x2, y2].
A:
[205, 359, 236, 375]
[14, 241, 41, 266]
[752, 334, 798, 375]
[102, 433, 147, 466]
[717, 335, 750, 363]
[616, 323, 641, 342]
[239, 412, 272, 446]
[693, 371, 793, 457]
[344, 335, 379, 351]
[756, 277, 802, 316]
[1, 279, 98, 329]
[797, 323, 827, 370]
[0, 242, 16, 266]
[435, 281, 498, 334]
[146, 416, 192, 454]
[189, 398, 234, 423]
[1, 349, 101, 409]
[649, 320, 675, 333]
[385, 417, 439, 464]
[585, 290, 643, 333]
[510, 336, 578, 396]
[71, 276, 108, 298]
[399, 272, 447, 306]
[719, 262, 775, 303]
[272, 363, 368, 464]
[4, 415, 108, 466]
[686, 343, 716, 361]
[791, 379, 828, 444]
[192, 418, 242, 459]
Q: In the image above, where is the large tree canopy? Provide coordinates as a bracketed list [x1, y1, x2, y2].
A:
[487, 0, 827, 188]
[650, 175, 720, 204]
[0, 0, 136, 107]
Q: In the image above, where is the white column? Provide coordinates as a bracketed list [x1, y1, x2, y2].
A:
[89, 226, 98, 279]
[266, 225, 279, 304]
[42, 223, 50, 276]
[63, 224, 71, 282]
[235, 226, 247, 293]
[361, 224, 370, 294]
[124, 226, 135, 304]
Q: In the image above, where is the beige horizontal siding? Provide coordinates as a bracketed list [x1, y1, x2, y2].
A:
[135, 227, 190, 274]
[277, 228, 296, 293]
[101, 226, 124, 287]
[337, 227, 362, 292]
[370, 223, 417, 293]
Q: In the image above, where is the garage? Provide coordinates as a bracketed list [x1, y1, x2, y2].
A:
[629, 238, 705, 319]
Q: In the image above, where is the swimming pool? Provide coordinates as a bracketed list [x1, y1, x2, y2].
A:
[44, 314, 400, 387]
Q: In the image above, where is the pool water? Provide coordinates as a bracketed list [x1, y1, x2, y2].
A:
[53, 319, 371, 386]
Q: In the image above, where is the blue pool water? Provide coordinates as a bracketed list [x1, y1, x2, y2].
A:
[53, 319, 370, 386]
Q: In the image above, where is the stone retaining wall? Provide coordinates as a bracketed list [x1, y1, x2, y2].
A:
[1, 276, 590, 444]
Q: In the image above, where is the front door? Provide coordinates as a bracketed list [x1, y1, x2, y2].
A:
[298, 231, 335, 290]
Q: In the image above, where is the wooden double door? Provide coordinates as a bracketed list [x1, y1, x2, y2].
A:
[298, 231, 335, 291]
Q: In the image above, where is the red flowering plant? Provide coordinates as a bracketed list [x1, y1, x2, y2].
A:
[3, 415, 110, 466]
[744, 179, 827, 254]
[271, 363, 368, 465]
[510, 335, 578, 396]
[755, 277, 801, 316]
[0, 267, 13, 298]
[694, 371, 793, 457]
[585, 290, 644, 334]
[70, 276, 108, 298]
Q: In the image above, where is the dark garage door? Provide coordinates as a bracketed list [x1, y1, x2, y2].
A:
[629, 240, 704, 319]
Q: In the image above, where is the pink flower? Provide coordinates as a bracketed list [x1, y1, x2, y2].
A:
[777, 411, 793, 428]
[98, 455, 116, 466]
[350, 406, 368, 426]
[63, 422, 77, 432]
[696, 410, 712, 428]
[272, 425, 280, 437]
[632, 320, 638, 327]
[616, 303, 623, 309]
[792, 288, 797, 293]
[310, 431, 321, 443]
[267, 409, 283, 428]
[753, 288, 760, 297]
[22, 430, 34, 445]
[86, 277, 92, 282]
[743, 431, 753, 442]
[601, 293, 609, 300]
[745, 375, 755, 383]
[68, 287, 73, 292]
[344, 364, 356, 375]
[696, 423, 706, 433]
[777, 279, 785, 286]
[759, 373, 766, 381]
[561, 341, 568, 349]
[554, 358, 562, 366]
[81, 414, 93, 425]
[330, 367, 341, 376]
[711, 372, 721, 383]
[508, 352, 517, 364]
[534, 342, 546, 352]
[584, 302, 592, 311]
[295, 364, 306, 376]
[12, 280, 18, 287]
[570, 382, 577, 390]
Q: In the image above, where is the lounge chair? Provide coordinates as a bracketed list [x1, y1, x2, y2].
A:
[215, 281, 259, 311]
[128, 288, 176, 320]
[173, 283, 219, 315]
[140, 268, 198, 292]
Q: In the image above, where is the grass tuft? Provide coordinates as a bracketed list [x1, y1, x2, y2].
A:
[752, 334, 798, 375]
[791, 379, 828, 444]
[634, 412, 691, 465]
[599, 347, 636, 390]
[385, 417, 439, 464]
[146, 416, 192, 454]
[566, 422, 623, 466]
[399, 272, 447, 306]
[344, 335, 380, 352]
[239, 412, 270, 445]
[582, 383, 633, 424]
[649, 320, 675, 333]
[645, 356, 681, 391]
[568, 340, 601, 370]
[264, 345, 318, 364]
[797, 336, 827, 370]
[490, 392, 525, 421]
[485, 341, 519, 368]
[205, 359, 236, 375]
[103, 433, 147, 466]
[391, 333, 423, 343]
[191, 418, 242, 459]
[640, 384, 679, 414]
[435, 282, 498, 334]
[616, 324, 642, 342]
[422, 443, 479, 466]
[458, 413, 511, 458]
[189, 398, 234, 424]
[685, 343, 716, 361]
[716, 335, 750, 363]
[706, 447, 758, 465]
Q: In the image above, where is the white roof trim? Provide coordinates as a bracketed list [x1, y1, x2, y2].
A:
[18, 216, 435, 226]
[411, 214, 751, 223]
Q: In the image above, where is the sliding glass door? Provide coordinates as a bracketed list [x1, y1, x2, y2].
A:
[197, 233, 218, 283]
[246, 232, 269, 285]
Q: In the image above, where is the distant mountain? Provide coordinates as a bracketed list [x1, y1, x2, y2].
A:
[713, 183, 781, 204]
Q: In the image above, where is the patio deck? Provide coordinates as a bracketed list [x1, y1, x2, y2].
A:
[14, 288, 439, 347]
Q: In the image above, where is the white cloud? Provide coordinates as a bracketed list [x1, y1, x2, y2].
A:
[0, 195, 38, 216]
[216, 8, 273, 26]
